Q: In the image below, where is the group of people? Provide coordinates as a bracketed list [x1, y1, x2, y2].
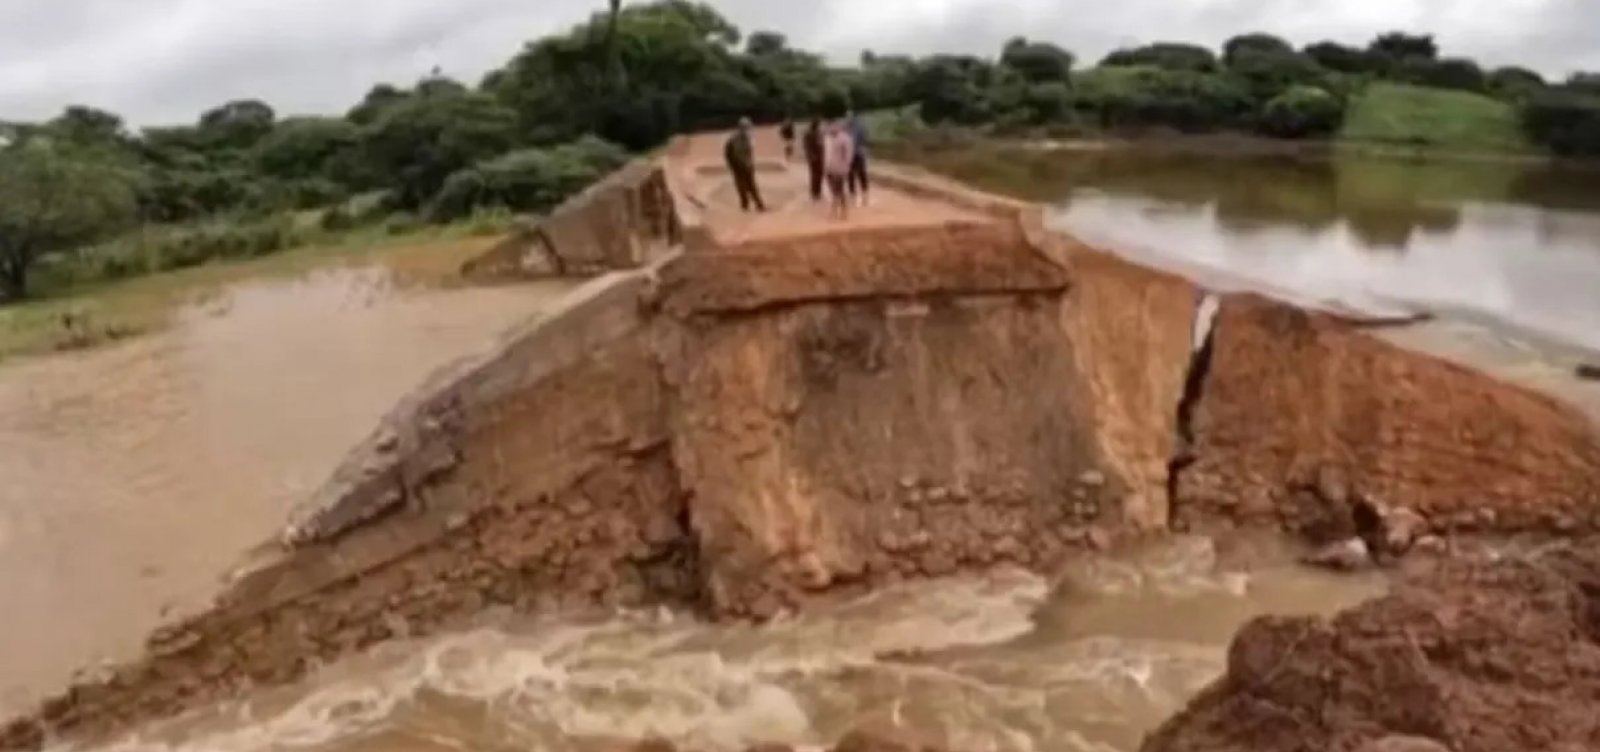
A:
[722, 112, 872, 220]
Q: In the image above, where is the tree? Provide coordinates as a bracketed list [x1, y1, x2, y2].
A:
[1228, 48, 1327, 102]
[914, 55, 996, 125]
[48, 106, 127, 146]
[746, 30, 787, 56]
[1223, 33, 1293, 67]
[0, 138, 137, 299]
[198, 99, 277, 150]
[1522, 89, 1600, 156]
[1489, 66, 1545, 97]
[253, 117, 362, 182]
[360, 85, 517, 208]
[347, 84, 408, 125]
[1568, 72, 1600, 95]
[1397, 57, 1486, 92]
[1369, 32, 1437, 63]
[1000, 38, 1075, 84]
[1304, 41, 1377, 74]
[1102, 43, 1220, 73]
[491, 1, 746, 149]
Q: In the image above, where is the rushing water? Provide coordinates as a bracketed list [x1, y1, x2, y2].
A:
[0, 267, 577, 716]
[60, 535, 1382, 752]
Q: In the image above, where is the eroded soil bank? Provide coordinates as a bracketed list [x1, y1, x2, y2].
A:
[1144, 539, 1600, 752]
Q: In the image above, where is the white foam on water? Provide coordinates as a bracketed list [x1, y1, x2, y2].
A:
[58, 538, 1382, 752]
[65, 569, 1050, 752]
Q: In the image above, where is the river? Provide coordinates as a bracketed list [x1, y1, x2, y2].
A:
[53, 535, 1381, 752]
[0, 267, 577, 717]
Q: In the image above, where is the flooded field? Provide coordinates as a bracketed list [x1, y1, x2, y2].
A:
[59, 536, 1382, 752]
[0, 267, 576, 715]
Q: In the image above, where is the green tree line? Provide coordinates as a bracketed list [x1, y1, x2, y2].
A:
[2, 1, 1599, 300]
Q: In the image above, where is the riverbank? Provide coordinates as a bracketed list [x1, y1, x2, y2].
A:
[1144, 536, 1600, 752]
[0, 228, 502, 363]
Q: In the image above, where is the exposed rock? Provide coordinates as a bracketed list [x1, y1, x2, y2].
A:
[1300, 537, 1372, 571]
[1577, 363, 1600, 381]
[1357, 736, 1454, 752]
[1377, 505, 1429, 556]
[1412, 535, 1448, 556]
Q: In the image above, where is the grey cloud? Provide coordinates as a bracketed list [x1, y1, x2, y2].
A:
[1, 0, 1597, 126]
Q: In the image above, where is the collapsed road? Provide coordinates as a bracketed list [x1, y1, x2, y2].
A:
[5, 129, 1600, 751]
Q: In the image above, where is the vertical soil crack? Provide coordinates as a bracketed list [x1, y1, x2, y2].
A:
[1167, 293, 1221, 525]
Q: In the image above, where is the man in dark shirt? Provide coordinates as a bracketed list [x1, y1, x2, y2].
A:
[846, 110, 871, 206]
[724, 118, 765, 212]
[801, 118, 825, 202]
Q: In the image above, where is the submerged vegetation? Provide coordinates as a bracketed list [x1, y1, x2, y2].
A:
[0, 1, 1598, 313]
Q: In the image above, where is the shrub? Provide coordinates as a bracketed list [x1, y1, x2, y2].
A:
[1228, 49, 1329, 102]
[1074, 66, 1252, 132]
[1304, 41, 1379, 74]
[1396, 57, 1487, 93]
[145, 216, 304, 271]
[1223, 33, 1294, 67]
[1490, 66, 1546, 98]
[426, 136, 629, 222]
[1101, 44, 1220, 73]
[1258, 86, 1345, 138]
[1521, 90, 1600, 156]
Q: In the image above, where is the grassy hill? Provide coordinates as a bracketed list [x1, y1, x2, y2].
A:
[1341, 82, 1537, 154]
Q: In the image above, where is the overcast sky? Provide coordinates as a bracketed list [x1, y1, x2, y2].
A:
[1, 0, 1596, 126]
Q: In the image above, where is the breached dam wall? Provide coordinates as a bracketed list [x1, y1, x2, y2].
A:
[7, 150, 1600, 750]
[460, 158, 680, 281]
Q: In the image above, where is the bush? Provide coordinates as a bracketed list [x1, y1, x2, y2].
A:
[1074, 66, 1252, 132]
[1101, 44, 1220, 73]
[145, 216, 304, 271]
[425, 136, 629, 222]
[382, 212, 423, 236]
[1223, 33, 1294, 67]
[1522, 90, 1600, 156]
[1228, 49, 1329, 102]
[1258, 86, 1345, 137]
[1304, 41, 1379, 74]
[1396, 57, 1487, 92]
[71, 215, 308, 282]
[1490, 67, 1546, 98]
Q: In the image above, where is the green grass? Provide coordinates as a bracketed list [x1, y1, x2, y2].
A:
[1341, 82, 1537, 155]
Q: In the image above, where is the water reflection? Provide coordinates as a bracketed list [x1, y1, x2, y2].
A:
[940, 148, 1600, 352]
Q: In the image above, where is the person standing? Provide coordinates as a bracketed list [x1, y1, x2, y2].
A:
[779, 118, 797, 162]
[846, 110, 871, 206]
[823, 120, 856, 220]
[724, 118, 765, 212]
[802, 118, 825, 202]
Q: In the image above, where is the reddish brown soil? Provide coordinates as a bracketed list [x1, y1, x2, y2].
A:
[610, 731, 944, 752]
[669, 128, 991, 245]
[1141, 542, 1600, 752]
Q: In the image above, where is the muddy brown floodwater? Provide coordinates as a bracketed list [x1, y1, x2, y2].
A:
[0, 267, 578, 717]
[48, 535, 1382, 752]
